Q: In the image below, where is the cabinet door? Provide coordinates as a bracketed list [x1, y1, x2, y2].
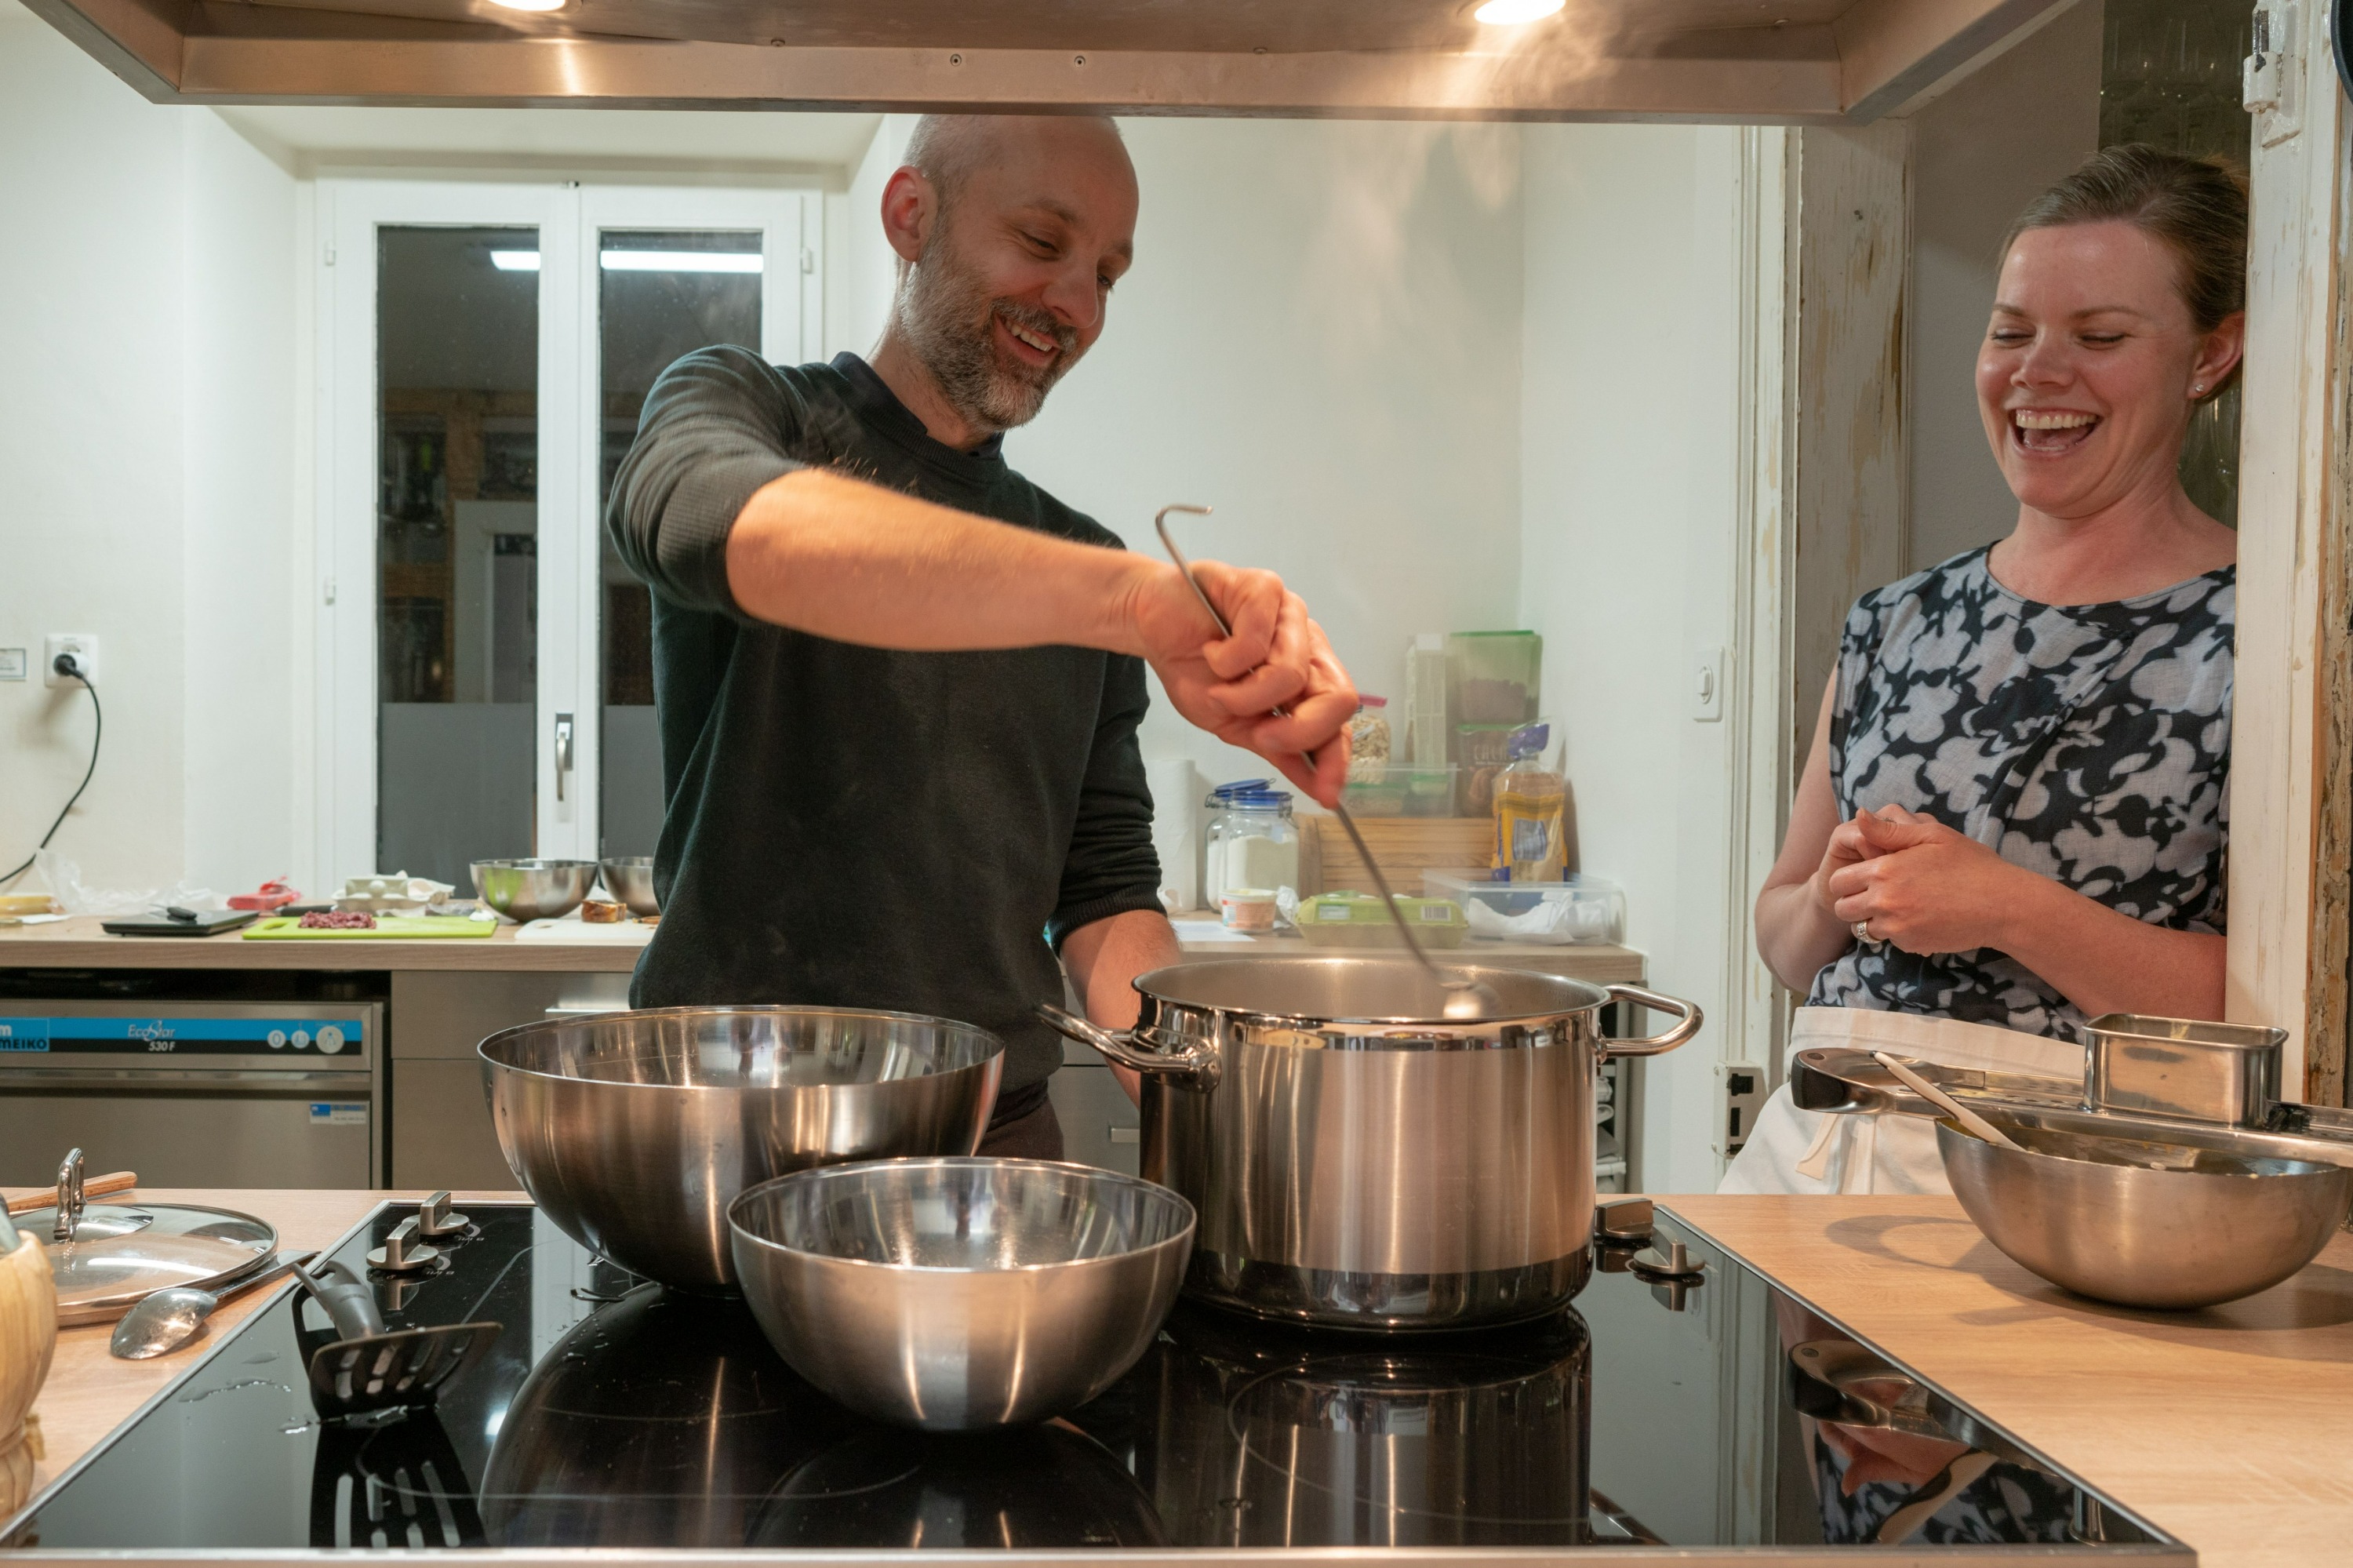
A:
[389, 970, 627, 1186]
[1049, 1064, 1142, 1177]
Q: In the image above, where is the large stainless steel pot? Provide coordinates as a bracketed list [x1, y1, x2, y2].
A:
[1039, 958, 1700, 1330]
[479, 1006, 1002, 1291]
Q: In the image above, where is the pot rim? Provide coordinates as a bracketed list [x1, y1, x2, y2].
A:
[728, 1157, 1198, 1275]
[1133, 959, 1609, 1032]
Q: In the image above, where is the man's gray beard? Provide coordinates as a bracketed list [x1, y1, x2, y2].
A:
[893, 234, 1075, 436]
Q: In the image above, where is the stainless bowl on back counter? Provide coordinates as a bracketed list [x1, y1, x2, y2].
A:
[479, 1006, 1004, 1291]
[597, 857, 659, 917]
[471, 859, 598, 922]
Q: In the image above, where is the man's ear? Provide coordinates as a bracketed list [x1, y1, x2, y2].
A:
[880, 166, 936, 267]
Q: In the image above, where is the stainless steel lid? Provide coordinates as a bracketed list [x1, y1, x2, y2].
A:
[26, 1203, 278, 1326]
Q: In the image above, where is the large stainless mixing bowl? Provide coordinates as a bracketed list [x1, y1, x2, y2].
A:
[1940, 1111, 2353, 1310]
[471, 859, 598, 921]
[481, 1007, 1003, 1291]
[597, 857, 659, 917]
[729, 1159, 1195, 1431]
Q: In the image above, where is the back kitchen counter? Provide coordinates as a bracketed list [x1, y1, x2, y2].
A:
[0, 919, 1649, 1192]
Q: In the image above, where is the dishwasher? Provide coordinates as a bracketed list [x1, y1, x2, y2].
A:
[0, 997, 385, 1188]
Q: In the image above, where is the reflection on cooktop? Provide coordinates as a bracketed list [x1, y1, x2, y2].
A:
[2, 1201, 2182, 1558]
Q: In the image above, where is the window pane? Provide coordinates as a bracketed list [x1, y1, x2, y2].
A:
[599, 229, 762, 857]
[376, 226, 539, 886]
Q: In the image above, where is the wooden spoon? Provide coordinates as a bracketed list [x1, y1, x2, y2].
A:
[5, 1170, 134, 1216]
[1871, 1053, 2026, 1151]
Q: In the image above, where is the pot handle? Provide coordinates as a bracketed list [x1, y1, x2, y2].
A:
[1601, 984, 1704, 1059]
[1035, 1003, 1221, 1090]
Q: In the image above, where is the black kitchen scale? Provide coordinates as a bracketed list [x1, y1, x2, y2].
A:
[2, 1200, 2185, 1562]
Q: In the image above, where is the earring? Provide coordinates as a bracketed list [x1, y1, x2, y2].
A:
[2192, 383, 2205, 394]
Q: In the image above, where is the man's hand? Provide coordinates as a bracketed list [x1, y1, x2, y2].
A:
[1825, 809, 2034, 955]
[1126, 558, 1357, 808]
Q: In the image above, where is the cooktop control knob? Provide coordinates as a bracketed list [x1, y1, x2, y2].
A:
[368, 1216, 441, 1274]
[416, 1191, 471, 1239]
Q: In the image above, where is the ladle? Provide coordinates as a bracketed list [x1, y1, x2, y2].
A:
[1155, 504, 1502, 1021]
[1871, 1051, 2025, 1151]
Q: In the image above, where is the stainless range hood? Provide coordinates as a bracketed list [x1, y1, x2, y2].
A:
[27, 0, 2071, 122]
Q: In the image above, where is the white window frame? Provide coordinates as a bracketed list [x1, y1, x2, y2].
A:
[311, 179, 820, 885]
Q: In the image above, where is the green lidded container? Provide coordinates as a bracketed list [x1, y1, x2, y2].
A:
[1294, 892, 1469, 949]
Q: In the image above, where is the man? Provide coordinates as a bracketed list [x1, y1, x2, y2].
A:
[606, 114, 1355, 1155]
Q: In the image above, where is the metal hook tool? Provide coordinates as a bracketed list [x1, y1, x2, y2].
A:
[1154, 504, 1498, 1020]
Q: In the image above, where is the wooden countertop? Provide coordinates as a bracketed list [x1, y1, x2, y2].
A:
[22, 1188, 2350, 1563]
[0, 916, 644, 972]
[1667, 1194, 2353, 1568]
[1170, 921, 1648, 984]
[1, 915, 1646, 984]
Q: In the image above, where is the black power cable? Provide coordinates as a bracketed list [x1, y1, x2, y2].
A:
[1, 654, 103, 890]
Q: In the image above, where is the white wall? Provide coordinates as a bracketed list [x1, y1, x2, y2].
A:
[1004, 118, 1526, 791]
[1518, 123, 1747, 1195]
[1903, 0, 2102, 571]
[181, 112, 303, 893]
[0, 9, 300, 897]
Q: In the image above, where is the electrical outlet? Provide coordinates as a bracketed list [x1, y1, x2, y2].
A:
[44, 634, 99, 688]
[1715, 1061, 1767, 1159]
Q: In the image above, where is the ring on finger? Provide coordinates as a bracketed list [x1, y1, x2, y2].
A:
[1852, 919, 1881, 946]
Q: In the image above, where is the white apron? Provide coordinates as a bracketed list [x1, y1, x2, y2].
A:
[1716, 1006, 2084, 1195]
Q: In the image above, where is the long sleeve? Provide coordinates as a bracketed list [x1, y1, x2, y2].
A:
[605, 344, 807, 619]
[1047, 653, 1166, 949]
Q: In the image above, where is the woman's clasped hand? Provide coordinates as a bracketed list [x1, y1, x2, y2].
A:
[1815, 807, 2035, 956]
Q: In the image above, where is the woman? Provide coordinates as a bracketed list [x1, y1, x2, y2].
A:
[1722, 144, 2247, 1195]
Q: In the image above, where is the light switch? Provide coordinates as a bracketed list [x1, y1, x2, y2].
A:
[0, 649, 24, 682]
[1692, 646, 1725, 722]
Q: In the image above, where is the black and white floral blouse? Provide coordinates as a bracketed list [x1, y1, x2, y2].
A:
[1807, 547, 2235, 1041]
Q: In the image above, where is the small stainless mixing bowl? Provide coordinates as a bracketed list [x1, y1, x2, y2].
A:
[1940, 1111, 2353, 1310]
[729, 1159, 1195, 1430]
[598, 857, 659, 917]
[471, 859, 598, 922]
[481, 1007, 1003, 1290]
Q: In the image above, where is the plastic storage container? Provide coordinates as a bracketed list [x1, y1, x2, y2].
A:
[1340, 765, 1458, 817]
[1294, 891, 1469, 949]
[1423, 871, 1623, 946]
[1347, 696, 1392, 782]
[1203, 782, 1300, 904]
[1446, 632, 1541, 730]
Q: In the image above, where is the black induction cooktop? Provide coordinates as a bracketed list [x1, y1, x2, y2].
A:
[3, 1199, 2185, 1562]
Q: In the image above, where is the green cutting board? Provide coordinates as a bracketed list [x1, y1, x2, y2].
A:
[243, 916, 497, 940]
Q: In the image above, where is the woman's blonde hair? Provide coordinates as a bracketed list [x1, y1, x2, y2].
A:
[2002, 144, 2249, 398]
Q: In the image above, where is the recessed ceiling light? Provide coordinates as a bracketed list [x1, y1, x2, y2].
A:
[1474, 0, 1563, 21]
[489, 0, 565, 13]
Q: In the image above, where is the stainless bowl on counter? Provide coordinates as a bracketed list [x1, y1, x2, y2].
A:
[480, 1007, 1004, 1291]
[729, 1158, 1195, 1430]
[1940, 1110, 2353, 1310]
[471, 859, 598, 922]
[598, 857, 659, 917]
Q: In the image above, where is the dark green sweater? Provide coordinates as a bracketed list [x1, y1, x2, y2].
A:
[605, 347, 1163, 1107]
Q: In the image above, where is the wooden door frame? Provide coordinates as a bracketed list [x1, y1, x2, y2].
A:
[2231, 16, 2351, 1101]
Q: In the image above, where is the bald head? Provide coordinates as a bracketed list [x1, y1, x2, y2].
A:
[902, 114, 1130, 221]
[874, 115, 1140, 444]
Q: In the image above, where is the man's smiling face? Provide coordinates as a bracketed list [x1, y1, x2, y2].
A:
[892, 118, 1139, 437]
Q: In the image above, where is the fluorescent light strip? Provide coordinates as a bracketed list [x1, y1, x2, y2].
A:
[488, 250, 762, 274]
[602, 250, 763, 273]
